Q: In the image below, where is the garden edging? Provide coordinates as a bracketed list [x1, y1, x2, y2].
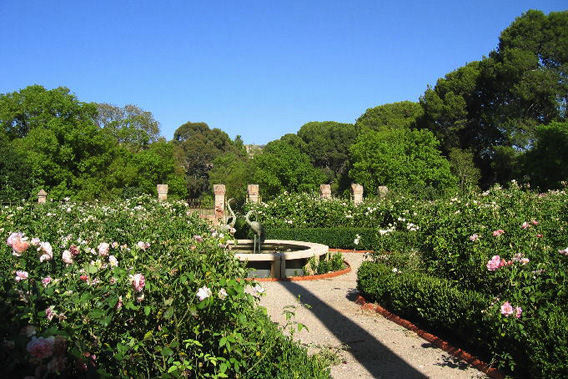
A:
[354, 294, 504, 379]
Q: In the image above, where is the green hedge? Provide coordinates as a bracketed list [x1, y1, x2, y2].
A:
[265, 228, 379, 249]
[357, 262, 568, 377]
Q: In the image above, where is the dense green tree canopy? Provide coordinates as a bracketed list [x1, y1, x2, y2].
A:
[251, 139, 325, 200]
[297, 121, 357, 193]
[95, 103, 160, 150]
[173, 121, 243, 198]
[349, 129, 456, 196]
[355, 101, 424, 132]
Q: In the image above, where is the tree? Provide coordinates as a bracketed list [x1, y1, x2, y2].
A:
[522, 121, 568, 190]
[0, 130, 33, 202]
[95, 103, 161, 150]
[349, 129, 456, 196]
[173, 122, 242, 198]
[297, 121, 357, 193]
[0, 86, 118, 199]
[448, 148, 481, 192]
[208, 152, 252, 204]
[0, 85, 98, 140]
[356, 101, 424, 132]
[251, 139, 325, 200]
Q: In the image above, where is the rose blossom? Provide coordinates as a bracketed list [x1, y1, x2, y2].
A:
[136, 241, 150, 250]
[26, 336, 55, 359]
[218, 288, 228, 300]
[531, 220, 539, 226]
[69, 245, 80, 256]
[108, 255, 118, 267]
[193, 235, 203, 243]
[469, 234, 479, 242]
[486, 256, 505, 271]
[7, 232, 21, 246]
[130, 273, 145, 292]
[536, 234, 543, 238]
[45, 306, 56, 321]
[559, 248, 568, 256]
[62, 250, 73, 265]
[515, 307, 522, 319]
[80, 275, 89, 282]
[500, 301, 514, 317]
[196, 286, 212, 301]
[492, 229, 505, 237]
[31, 237, 41, 247]
[42, 277, 52, 287]
[15, 271, 29, 281]
[521, 222, 530, 229]
[97, 242, 109, 257]
[39, 242, 53, 262]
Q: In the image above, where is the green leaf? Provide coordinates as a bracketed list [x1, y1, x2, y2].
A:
[144, 306, 151, 316]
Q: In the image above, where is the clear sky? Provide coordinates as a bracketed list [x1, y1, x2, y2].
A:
[1, 1, 566, 145]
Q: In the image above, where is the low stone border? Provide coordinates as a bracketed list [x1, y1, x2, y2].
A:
[245, 260, 351, 282]
[354, 294, 503, 379]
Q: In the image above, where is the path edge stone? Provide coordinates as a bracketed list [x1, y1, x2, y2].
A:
[354, 294, 504, 379]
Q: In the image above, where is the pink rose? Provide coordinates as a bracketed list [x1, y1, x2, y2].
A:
[7, 232, 30, 256]
[536, 234, 543, 238]
[69, 245, 80, 257]
[500, 301, 514, 317]
[531, 220, 539, 226]
[521, 222, 530, 229]
[130, 273, 145, 292]
[193, 235, 203, 243]
[97, 242, 109, 257]
[486, 256, 503, 271]
[492, 229, 505, 237]
[469, 234, 479, 242]
[515, 307, 522, 319]
[108, 255, 118, 267]
[15, 270, 29, 282]
[42, 277, 52, 287]
[80, 274, 89, 282]
[45, 306, 56, 321]
[26, 336, 54, 359]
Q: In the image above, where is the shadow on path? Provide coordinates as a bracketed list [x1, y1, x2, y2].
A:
[278, 281, 427, 378]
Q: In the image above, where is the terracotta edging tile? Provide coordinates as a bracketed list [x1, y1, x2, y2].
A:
[354, 295, 504, 379]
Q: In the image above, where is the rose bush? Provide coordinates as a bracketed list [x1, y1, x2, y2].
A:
[0, 196, 329, 377]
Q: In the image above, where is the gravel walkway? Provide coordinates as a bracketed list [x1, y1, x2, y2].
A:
[258, 253, 487, 378]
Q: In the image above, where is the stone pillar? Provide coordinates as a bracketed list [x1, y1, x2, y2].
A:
[378, 185, 389, 199]
[247, 184, 260, 204]
[351, 183, 364, 205]
[157, 184, 168, 202]
[214, 184, 226, 222]
[320, 184, 331, 199]
[37, 189, 47, 204]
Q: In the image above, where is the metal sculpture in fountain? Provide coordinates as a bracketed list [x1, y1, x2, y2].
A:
[225, 198, 237, 231]
[245, 210, 265, 253]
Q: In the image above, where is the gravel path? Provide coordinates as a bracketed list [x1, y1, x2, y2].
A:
[258, 253, 487, 378]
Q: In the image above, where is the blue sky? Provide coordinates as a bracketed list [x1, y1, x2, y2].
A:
[1, 1, 566, 145]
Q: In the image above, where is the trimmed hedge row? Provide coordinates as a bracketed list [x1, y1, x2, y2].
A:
[265, 228, 378, 249]
[357, 262, 568, 377]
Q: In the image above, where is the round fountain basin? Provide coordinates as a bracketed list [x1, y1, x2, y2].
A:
[230, 239, 329, 279]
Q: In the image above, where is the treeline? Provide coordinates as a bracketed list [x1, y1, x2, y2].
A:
[1, 10, 566, 203]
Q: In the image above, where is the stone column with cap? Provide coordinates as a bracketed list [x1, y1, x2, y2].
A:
[351, 183, 364, 205]
[214, 184, 226, 223]
[37, 189, 47, 204]
[247, 184, 260, 204]
[320, 184, 331, 199]
[378, 185, 389, 199]
[157, 184, 168, 202]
